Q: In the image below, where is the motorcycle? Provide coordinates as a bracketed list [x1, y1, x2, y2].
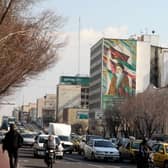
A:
[46, 149, 56, 168]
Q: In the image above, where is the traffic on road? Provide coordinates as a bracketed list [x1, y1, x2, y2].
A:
[1, 122, 168, 168]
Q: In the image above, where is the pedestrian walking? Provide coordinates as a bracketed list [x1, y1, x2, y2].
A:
[137, 138, 152, 168]
[2, 123, 23, 168]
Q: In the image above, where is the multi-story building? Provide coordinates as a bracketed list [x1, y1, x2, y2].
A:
[42, 94, 56, 127]
[37, 98, 44, 118]
[63, 107, 88, 124]
[63, 107, 88, 130]
[56, 75, 89, 122]
[28, 103, 36, 122]
[19, 103, 37, 123]
[89, 34, 168, 133]
[150, 46, 168, 87]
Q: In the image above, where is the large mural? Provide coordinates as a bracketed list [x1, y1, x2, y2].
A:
[102, 39, 136, 109]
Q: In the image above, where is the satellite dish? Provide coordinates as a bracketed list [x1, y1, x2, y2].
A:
[152, 30, 155, 34]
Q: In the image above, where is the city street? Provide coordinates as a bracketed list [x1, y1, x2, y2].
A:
[18, 147, 136, 168]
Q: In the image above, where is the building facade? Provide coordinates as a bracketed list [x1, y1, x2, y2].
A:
[89, 35, 168, 134]
[63, 107, 88, 125]
[42, 94, 56, 127]
[56, 75, 89, 123]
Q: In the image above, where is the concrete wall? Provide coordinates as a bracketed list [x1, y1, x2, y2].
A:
[136, 41, 151, 93]
[161, 49, 168, 87]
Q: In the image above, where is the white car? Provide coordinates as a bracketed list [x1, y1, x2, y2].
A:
[21, 133, 36, 147]
[33, 134, 64, 159]
[84, 139, 120, 161]
[79, 135, 102, 155]
[58, 135, 74, 154]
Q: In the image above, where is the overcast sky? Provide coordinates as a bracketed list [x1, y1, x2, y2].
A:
[1, 0, 168, 117]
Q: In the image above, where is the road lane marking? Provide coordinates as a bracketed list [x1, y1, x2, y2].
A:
[87, 164, 104, 168]
[87, 164, 121, 168]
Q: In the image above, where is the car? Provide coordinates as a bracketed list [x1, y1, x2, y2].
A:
[0, 130, 7, 143]
[84, 138, 120, 161]
[119, 139, 142, 162]
[78, 134, 103, 155]
[58, 135, 74, 154]
[21, 133, 36, 146]
[33, 134, 64, 159]
[152, 142, 168, 168]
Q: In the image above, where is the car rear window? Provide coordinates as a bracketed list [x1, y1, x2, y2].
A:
[22, 134, 34, 138]
[94, 141, 114, 147]
[131, 142, 140, 149]
[39, 136, 48, 143]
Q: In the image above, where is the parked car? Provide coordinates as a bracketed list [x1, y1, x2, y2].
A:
[21, 133, 36, 147]
[119, 139, 142, 162]
[33, 134, 64, 159]
[78, 134, 102, 155]
[84, 138, 120, 161]
[152, 141, 168, 168]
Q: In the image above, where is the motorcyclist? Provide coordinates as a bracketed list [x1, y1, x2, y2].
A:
[44, 135, 56, 167]
[137, 138, 152, 168]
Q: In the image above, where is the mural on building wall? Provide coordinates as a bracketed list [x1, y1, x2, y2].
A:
[102, 39, 136, 108]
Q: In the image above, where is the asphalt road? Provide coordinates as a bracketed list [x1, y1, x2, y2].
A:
[18, 146, 136, 168]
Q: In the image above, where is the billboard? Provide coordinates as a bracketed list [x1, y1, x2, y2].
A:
[76, 111, 88, 119]
[102, 39, 137, 109]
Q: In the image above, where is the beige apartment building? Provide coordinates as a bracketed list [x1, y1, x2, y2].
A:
[42, 94, 56, 126]
[56, 84, 81, 122]
[63, 107, 88, 124]
[63, 107, 89, 134]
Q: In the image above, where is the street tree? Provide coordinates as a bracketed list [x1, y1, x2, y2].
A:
[120, 86, 168, 138]
[72, 121, 88, 135]
[0, 0, 66, 99]
[104, 106, 121, 138]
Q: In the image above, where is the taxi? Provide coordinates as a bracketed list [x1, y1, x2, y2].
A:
[119, 139, 142, 162]
[152, 142, 168, 168]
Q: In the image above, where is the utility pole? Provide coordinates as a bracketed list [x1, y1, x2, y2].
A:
[77, 16, 81, 76]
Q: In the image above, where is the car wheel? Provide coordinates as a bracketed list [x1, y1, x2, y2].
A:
[119, 153, 123, 162]
[164, 161, 168, 168]
[91, 153, 95, 161]
[83, 151, 87, 160]
[34, 151, 37, 158]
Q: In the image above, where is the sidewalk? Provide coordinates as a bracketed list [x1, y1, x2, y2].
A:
[0, 145, 10, 168]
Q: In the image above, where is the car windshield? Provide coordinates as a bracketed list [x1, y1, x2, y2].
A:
[131, 142, 141, 149]
[94, 141, 114, 147]
[87, 135, 102, 142]
[22, 134, 34, 138]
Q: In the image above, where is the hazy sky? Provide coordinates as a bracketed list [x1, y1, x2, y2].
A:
[1, 0, 168, 116]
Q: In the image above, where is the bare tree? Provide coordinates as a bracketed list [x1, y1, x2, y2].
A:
[72, 121, 88, 135]
[0, 0, 66, 99]
[120, 87, 168, 138]
[104, 106, 121, 138]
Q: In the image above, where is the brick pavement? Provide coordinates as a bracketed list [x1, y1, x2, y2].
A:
[0, 145, 9, 168]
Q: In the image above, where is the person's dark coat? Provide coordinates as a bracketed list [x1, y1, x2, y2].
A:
[3, 130, 23, 152]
